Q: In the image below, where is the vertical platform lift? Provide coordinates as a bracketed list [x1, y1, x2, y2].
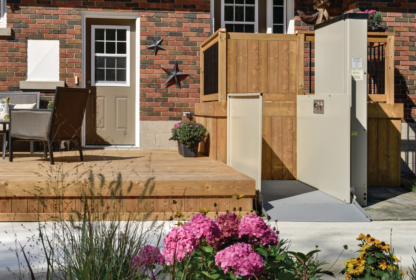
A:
[228, 14, 371, 222]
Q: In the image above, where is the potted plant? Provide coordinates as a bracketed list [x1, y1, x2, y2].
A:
[365, 10, 387, 32]
[169, 120, 207, 157]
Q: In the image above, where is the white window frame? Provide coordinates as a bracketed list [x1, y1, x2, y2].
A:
[221, 0, 259, 33]
[91, 25, 130, 87]
[266, 0, 295, 34]
[0, 0, 7, 28]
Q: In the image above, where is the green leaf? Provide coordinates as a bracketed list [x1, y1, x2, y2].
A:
[201, 245, 214, 253]
[256, 247, 269, 257]
[228, 272, 238, 280]
[305, 250, 321, 260]
[319, 271, 335, 277]
[367, 255, 377, 264]
[375, 252, 383, 258]
[278, 272, 297, 280]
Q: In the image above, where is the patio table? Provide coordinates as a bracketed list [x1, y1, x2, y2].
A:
[0, 120, 9, 160]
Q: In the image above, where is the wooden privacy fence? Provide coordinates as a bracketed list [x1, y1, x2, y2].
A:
[196, 29, 404, 187]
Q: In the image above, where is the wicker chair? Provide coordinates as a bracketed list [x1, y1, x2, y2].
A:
[9, 87, 89, 165]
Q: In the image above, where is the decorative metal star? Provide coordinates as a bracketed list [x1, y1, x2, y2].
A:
[162, 61, 189, 89]
[147, 38, 165, 55]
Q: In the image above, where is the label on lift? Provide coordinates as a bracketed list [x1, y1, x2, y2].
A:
[352, 69, 364, 81]
[352, 58, 363, 69]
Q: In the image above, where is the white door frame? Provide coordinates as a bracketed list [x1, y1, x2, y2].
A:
[81, 12, 141, 148]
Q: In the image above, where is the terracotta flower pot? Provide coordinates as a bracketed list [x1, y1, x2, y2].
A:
[177, 141, 199, 157]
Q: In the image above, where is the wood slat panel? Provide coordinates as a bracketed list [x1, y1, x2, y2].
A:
[297, 33, 305, 95]
[216, 117, 227, 164]
[197, 116, 208, 155]
[267, 41, 279, 93]
[368, 94, 387, 102]
[289, 41, 297, 94]
[368, 103, 404, 118]
[228, 33, 297, 41]
[183, 198, 200, 212]
[258, 40, 268, 93]
[282, 117, 294, 180]
[386, 35, 395, 104]
[368, 118, 378, 187]
[387, 119, 401, 187]
[262, 116, 272, 180]
[377, 118, 388, 187]
[263, 102, 296, 117]
[263, 93, 296, 102]
[195, 102, 227, 117]
[0, 198, 11, 213]
[206, 117, 217, 160]
[11, 198, 28, 214]
[227, 39, 237, 93]
[236, 40, 248, 93]
[247, 40, 259, 93]
[216, 198, 231, 212]
[218, 31, 227, 101]
[271, 117, 283, 180]
[278, 41, 290, 93]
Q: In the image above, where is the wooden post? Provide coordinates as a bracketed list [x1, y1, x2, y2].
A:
[218, 29, 227, 102]
[386, 35, 395, 104]
[296, 32, 305, 95]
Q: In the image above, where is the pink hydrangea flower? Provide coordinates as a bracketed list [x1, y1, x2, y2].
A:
[238, 214, 278, 246]
[162, 226, 199, 265]
[185, 214, 220, 243]
[209, 213, 239, 248]
[189, 125, 192, 127]
[196, 125, 199, 127]
[132, 245, 164, 269]
[215, 243, 264, 278]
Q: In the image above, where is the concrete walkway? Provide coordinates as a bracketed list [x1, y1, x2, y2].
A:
[0, 221, 415, 280]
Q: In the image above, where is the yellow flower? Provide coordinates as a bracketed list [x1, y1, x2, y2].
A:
[344, 258, 355, 266]
[344, 273, 352, 280]
[376, 241, 391, 252]
[379, 260, 388, 270]
[399, 270, 404, 276]
[357, 233, 366, 240]
[393, 255, 401, 262]
[367, 237, 380, 245]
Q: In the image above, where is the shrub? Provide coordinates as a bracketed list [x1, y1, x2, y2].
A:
[169, 120, 207, 148]
[340, 233, 403, 280]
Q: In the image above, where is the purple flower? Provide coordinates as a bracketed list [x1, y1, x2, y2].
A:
[238, 214, 278, 246]
[210, 213, 239, 248]
[185, 214, 220, 243]
[132, 245, 164, 269]
[215, 243, 264, 278]
[162, 226, 199, 265]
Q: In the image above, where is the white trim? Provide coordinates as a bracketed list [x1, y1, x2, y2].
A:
[91, 25, 130, 87]
[221, 0, 259, 33]
[286, 0, 295, 34]
[210, 0, 215, 34]
[81, 12, 140, 148]
[0, 0, 6, 28]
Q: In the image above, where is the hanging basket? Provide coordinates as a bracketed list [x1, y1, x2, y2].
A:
[177, 141, 200, 157]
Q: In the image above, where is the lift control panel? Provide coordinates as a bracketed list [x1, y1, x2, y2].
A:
[313, 100, 324, 114]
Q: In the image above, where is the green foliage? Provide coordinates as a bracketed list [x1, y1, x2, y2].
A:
[170, 120, 207, 148]
[366, 10, 384, 31]
[47, 101, 54, 110]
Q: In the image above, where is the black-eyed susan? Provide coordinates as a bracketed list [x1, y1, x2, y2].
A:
[376, 241, 391, 252]
[344, 273, 352, 280]
[367, 236, 380, 245]
[379, 259, 388, 270]
[356, 233, 366, 240]
[392, 255, 400, 262]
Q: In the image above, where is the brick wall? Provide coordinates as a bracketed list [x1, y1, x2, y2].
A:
[2, 1, 210, 119]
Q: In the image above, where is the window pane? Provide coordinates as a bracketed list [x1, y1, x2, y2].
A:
[225, 6, 234, 21]
[235, 0, 244, 3]
[234, 24, 244, 32]
[95, 42, 105, 53]
[225, 0, 233, 3]
[117, 29, 126, 41]
[273, 7, 284, 24]
[96, 69, 105, 81]
[106, 29, 116, 41]
[95, 57, 105, 68]
[106, 42, 116, 54]
[117, 42, 127, 54]
[95, 29, 105, 40]
[245, 25, 254, 33]
[225, 24, 234, 32]
[235, 6, 244, 21]
[273, 25, 284, 34]
[117, 69, 126, 82]
[117, 57, 127, 68]
[273, 0, 284, 5]
[106, 57, 116, 68]
[106, 69, 116, 81]
[246, 0, 255, 4]
[245, 6, 255, 22]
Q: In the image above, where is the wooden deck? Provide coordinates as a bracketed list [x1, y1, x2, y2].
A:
[0, 150, 256, 221]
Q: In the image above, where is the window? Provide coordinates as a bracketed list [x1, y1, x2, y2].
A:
[91, 25, 130, 87]
[272, 0, 285, 34]
[27, 40, 60, 81]
[221, 0, 258, 33]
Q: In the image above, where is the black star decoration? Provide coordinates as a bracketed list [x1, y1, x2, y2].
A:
[147, 38, 165, 55]
[162, 61, 189, 89]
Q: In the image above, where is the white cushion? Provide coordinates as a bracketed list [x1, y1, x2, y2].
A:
[0, 97, 10, 121]
[14, 103, 36, 109]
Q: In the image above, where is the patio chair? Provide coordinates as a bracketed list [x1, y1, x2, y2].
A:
[9, 87, 89, 165]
